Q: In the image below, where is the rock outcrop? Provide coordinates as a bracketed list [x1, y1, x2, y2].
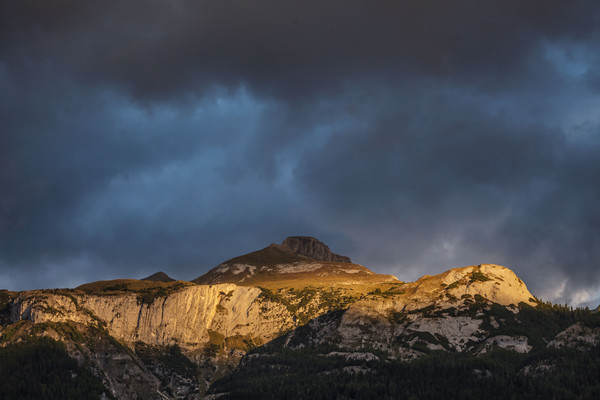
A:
[280, 236, 351, 263]
[277, 264, 538, 357]
[10, 284, 295, 348]
[142, 271, 175, 282]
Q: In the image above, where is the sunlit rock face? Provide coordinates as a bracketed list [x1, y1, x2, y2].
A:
[272, 264, 540, 357]
[10, 264, 536, 354]
[11, 284, 295, 348]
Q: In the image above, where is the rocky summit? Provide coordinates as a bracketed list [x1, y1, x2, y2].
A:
[280, 236, 352, 263]
[2, 238, 600, 399]
[142, 271, 175, 282]
[192, 240, 396, 289]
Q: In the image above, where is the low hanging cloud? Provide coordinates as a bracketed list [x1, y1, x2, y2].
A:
[1, 1, 599, 307]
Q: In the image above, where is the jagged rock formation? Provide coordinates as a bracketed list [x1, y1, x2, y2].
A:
[280, 236, 351, 263]
[142, 271, 175, 282]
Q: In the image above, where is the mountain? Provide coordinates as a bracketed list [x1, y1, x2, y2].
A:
[192, 240, 398, 290]
[280, 236, 352, 263]
[2, 238, 600, 399]
[142, 271, 175, 282]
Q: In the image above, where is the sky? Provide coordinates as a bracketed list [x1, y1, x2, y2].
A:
[1, 1, 600, 307]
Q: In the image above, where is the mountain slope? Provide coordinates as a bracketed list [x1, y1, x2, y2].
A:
[193, 243, 399, 290]
[280, 236, 351, 263]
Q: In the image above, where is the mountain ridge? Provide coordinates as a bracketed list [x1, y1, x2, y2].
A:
[2, 237, 600, 399]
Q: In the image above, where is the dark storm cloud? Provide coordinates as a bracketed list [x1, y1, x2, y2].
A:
[1, 1, 600, 306]
[2, 0, 599, 100]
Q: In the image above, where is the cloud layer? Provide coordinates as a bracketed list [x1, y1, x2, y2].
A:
[1, 1, 599, 307]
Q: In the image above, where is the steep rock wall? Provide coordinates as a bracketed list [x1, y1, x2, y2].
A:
[11, 284, 295, 348]
[280, 236, 352, 263]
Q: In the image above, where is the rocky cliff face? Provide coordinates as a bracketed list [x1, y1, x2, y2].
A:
[10, 284, 295, 348]
[280, 236, 351, 263]
[6, 283, 300, 399]
[276, 264, 543, 357]
[9, 264, 537, 358]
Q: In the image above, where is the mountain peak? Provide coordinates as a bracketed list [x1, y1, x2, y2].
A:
[280, 236, 351, 263]
[192, 238, 396, 287]
[141, 271, 175, 282]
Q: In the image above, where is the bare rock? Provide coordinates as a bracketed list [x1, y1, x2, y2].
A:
[478, 335, 532, 354]
[280, 236, 351, 263]
[548, 322, 600, 349]
[10, 284, 295, 349]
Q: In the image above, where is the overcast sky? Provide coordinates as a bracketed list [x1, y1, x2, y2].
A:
[1, 1, 599, 307]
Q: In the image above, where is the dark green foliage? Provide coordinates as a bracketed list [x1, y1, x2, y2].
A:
[0, 337, 111, 400]
[0, 290, 10, 313]
[136, 283, 185, 305]
[79, 281, 186, 305]
[477, 300, 600, 350]
[388, 310, 407, 324]
[135, 342, 197, 379]
[446, 281, 460, 290]
[367, 288, 404, 298]
[259, 287, 356, 325]
[445, 268, 491, 291]
[209, 300, 600, 399]
[320, 289, 356, 308]
[103, 283, 129, 291]
[259, 287, 297, 313]
[281, 310, 346, 348]
[225, 334, 263, 351]
[408, 304, 436, 316]
[0, 290, 14, 325]
[30, 322, 84, 343]
[470, 271, 491, 282]
[210, 343, 600, 400]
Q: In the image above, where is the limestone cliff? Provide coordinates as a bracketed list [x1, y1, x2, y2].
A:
[11, 283, 295, 348]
